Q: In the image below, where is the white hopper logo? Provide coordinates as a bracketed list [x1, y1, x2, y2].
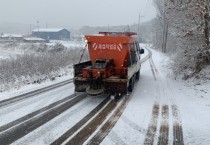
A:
[92, 43, 123, 51]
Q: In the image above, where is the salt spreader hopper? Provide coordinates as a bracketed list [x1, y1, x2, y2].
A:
[73, 32, 144, 95]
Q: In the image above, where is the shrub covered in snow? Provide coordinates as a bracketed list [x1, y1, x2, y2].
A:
[48, 42, 66, 52]
[0, 49, 89, 92]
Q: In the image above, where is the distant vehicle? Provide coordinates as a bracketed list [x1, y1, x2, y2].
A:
[73, 32, 144, 95]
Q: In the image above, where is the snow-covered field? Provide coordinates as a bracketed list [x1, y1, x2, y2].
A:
[0, 48, 22, 59]
[48, 40, 85, 49]
[0, 45, 209, 145]
[0, 40, 84, 59]
[0, 40, 86, 92]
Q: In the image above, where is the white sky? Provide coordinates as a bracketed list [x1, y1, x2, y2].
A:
[0, 0, 156, 29]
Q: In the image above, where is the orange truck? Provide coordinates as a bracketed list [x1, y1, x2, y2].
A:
[73, 32, 144, 95]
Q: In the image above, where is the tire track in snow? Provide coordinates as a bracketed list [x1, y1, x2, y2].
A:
[150, 56, 158, 73]
[86, 95, 132, 145]
[158, 105, 169, 145]
[144, 103, 160, 145]
[144, 49, 161, 145]
[64, 96, 121, 145]
[149, 58, 157, 80]
[0, 93, 75, 133]
[0, 93, 87, 145]
[172, 105, 184, 145]
[147, 48, 184, 145]
[51, 97, 110, 145]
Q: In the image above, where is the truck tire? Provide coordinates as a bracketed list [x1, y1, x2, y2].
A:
[128, 76, 135, 92]
[136, 70, 140, 81]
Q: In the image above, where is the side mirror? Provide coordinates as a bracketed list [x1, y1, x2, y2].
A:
[140, 49, 144, 54]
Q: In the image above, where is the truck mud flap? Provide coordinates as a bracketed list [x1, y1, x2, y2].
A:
[104, 82, 127, 94]
[74, 80, 89, 92]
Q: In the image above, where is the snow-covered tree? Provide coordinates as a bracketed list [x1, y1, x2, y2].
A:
[153, 0, 210, 79]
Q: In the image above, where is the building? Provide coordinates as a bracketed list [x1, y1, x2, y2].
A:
[23, 37, 47, 43]
[32, 28, 70, 40]
[0, 33, 23, 42]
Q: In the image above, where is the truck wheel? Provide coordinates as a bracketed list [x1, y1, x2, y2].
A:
[136, 70, 140, 81]
[128, 76, 135, 92]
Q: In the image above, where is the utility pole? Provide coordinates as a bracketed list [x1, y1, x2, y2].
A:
[29, 24, 31, 36]
[204, 0, 209, 46]
[162, 0, 168, 53]
[37, 20, 40, 37]
[138, 13, 144, 42]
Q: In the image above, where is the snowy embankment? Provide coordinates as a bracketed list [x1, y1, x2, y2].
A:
[0, 75, 72, 101]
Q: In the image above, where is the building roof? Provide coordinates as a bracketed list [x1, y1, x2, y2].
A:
[32, 28, 68, 33]
[23, 37, 45, 41]
[0, 34, 23, 38]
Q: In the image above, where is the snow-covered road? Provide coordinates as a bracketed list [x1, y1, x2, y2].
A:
[12, 95, 106, 145]
[0, 45, 209, 145]
[0, 83, 74, 127]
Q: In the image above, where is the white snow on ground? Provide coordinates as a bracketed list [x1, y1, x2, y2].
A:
[48, 40, 85, 49]
[0, 44, 210, 145]
[0, 40, 85, 59]
[0, 74, 73, 101]
[0, 49, 21, 59]
[0, 54, 7, 59]
[101, 45, 210, 145]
